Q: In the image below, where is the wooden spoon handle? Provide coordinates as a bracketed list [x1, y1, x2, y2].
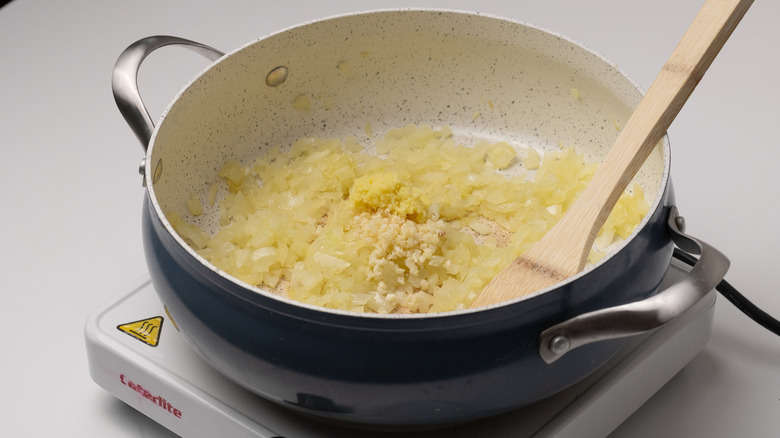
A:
[564, 0, 754, 267]
[471, 0, 753, 308]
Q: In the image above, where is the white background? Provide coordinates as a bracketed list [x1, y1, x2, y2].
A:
[1, 0, 779, 436]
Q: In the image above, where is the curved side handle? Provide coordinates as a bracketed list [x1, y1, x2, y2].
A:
[538, 206, 730, 364]
[112, 35, 224, 150]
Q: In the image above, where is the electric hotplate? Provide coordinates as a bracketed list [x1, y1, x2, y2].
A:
[85, 261, 714, 437]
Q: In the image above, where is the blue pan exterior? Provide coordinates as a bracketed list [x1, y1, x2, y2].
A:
[142, 183, 674, 427]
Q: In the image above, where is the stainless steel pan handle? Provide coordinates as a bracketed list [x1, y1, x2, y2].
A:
[112, 35, 224, 151]
[539, 205, 730, 363]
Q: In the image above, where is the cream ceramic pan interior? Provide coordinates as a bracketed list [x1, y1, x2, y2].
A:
[147, 10, 669, 290]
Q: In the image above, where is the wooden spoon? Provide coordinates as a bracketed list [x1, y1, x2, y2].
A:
[471, 0, 753, 308]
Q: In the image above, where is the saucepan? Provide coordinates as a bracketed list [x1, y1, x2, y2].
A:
[113, 10, 728, 428]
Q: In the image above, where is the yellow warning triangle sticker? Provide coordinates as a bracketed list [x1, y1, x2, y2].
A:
[117, 316, 163, 347]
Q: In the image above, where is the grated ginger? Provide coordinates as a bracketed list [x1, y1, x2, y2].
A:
[169, 125, 649, 314]
[349, 172, 428, 221]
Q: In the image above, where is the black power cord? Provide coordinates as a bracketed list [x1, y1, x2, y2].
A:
[673, 248, 780, 336]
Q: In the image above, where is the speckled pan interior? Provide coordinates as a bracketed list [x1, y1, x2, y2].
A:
[147, 9, 669, 279]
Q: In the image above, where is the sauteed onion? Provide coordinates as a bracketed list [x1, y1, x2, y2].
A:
[169, 125, 648, 313]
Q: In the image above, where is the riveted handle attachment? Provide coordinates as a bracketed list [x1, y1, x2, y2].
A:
[539, 206, 730, 363]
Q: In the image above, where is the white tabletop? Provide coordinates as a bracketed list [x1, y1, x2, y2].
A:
[2, 0, 779, 436]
